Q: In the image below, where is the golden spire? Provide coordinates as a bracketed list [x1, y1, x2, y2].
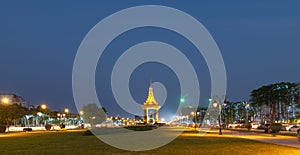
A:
[144, 81, 158, 105]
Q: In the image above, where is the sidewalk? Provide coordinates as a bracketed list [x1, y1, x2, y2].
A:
[222, 130, 300, 149]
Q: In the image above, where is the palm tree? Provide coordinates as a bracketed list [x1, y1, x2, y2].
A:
[250, 82, 300, 124]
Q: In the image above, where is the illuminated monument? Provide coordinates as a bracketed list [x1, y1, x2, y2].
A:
[141, 82, 161, 124]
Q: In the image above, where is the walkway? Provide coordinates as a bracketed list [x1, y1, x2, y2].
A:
[222, 130, 300, 149]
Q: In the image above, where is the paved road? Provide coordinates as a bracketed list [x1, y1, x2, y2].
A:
[222, 130, 300, 149]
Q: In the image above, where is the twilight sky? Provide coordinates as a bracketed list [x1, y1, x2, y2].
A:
[1, 1, 300, 118]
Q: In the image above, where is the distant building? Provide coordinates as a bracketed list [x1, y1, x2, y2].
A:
[134, 115, 143, 121]
[26, 104, 36, 110]
[181, 105, 208, 123]
[0, 93, 26, 107]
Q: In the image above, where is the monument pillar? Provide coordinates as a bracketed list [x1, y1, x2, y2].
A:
[144, 109, 147, 123]
[155, 110, 159, 123]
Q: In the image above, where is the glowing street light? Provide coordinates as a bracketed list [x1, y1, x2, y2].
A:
[1, 97, 10, 105]
[79, 110, 84, 115]
[212, 102, 218, 108]
[180, 98, 185, 103]
[57, 113, 62, 124]
[41, 104, 47, 110]
[64, 108, 69, 114]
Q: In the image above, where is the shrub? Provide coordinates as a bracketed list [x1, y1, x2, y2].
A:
[0, 124, 6, 133]
[23, 128, 32, 132]
[270, 123, 282, 133]
[45, 124, 51, 131]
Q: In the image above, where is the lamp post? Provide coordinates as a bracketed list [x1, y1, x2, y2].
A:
[287, 109, 290, 123]
[57, 113, 61, 124]
[40, 104, 47, 125]
[245, 103, 251, 131]
[64, 108, 69, 125]
[213, 102, 222, 135]
[92, 116, 96, 128]
[245, 103, 250, 123]
[180, 97, 185, 125]
[64, 108, 69, 117]
[223, 102, 227, 128]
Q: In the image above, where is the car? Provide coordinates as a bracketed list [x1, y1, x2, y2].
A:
[251, 123, 259, 129]
[284, 124, 295, 131]
[289, 125, 300, 132]
[228, 123, 241, 128]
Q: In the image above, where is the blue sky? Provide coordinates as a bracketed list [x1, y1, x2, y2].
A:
[1, 1, 300, 118]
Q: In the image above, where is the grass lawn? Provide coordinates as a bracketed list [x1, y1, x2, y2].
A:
[0, 130, 299, 155]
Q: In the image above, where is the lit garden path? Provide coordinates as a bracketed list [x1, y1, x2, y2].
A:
[222, 130, 300, 149]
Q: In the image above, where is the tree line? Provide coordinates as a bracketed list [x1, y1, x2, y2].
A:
[221, 82, 300, 125]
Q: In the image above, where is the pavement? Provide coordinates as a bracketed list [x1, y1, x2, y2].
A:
[221, 129, 300, 149]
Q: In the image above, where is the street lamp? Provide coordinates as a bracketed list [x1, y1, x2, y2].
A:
[41, 104, 47, 110]
[57, 113, 61, 124]
[223, 102, 227, 127]
[91, 116, 96, 127]
[245, 103, 250, 123]
[64, 108, 69, 124]
[180, 97, 186, 125]
[64, 108, 69, 115]
[40, 104, 47, 125]
[213, 102, 222, 135]
[79, 110, 84, 115]
[180, 98, 185, 103]
[1, 97, 10, 105]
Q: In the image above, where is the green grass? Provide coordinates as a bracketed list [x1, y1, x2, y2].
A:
[0, 130, 299, 155]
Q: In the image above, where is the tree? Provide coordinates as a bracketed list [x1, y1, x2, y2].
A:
[81, 103, 107, 127]
[250, 82, 300, 124]
[0, 103, 28, 131]
[222, 101, 238, 124]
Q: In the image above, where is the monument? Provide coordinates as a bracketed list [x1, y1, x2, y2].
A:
[141, 81, 161, 124]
